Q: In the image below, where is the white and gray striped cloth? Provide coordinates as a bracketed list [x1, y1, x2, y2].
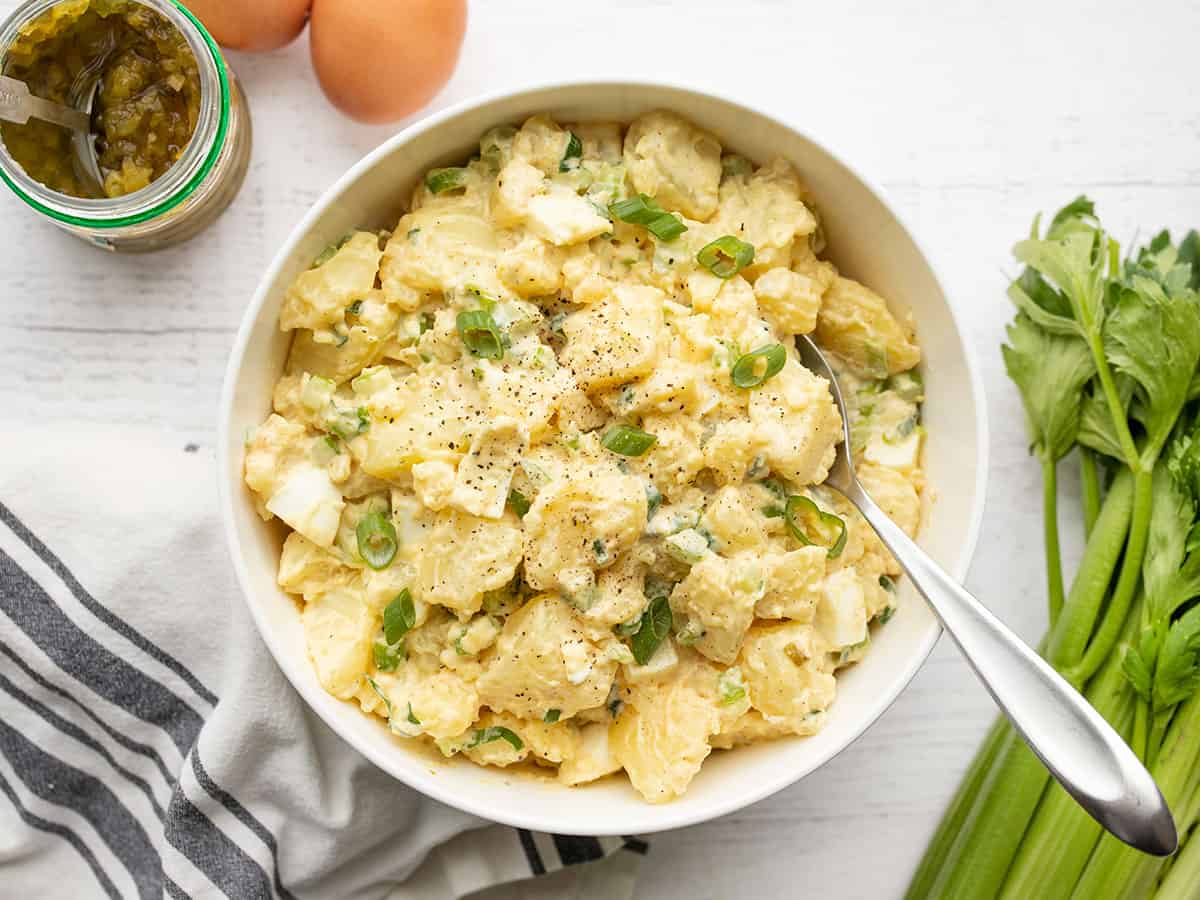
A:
[0, 425, 645, 899]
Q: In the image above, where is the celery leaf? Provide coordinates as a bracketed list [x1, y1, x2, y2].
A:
[1103, 274, 1200, 460]
[1152, 604, 1200, 709]
[1002, 314, 1095, 461]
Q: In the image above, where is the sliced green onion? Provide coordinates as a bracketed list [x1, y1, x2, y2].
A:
[697, 235, 755, 278]
[383, 588, 416, 644]
[456, 309, 504, 359]
[559, 131, 582, 171]
[879, 606, 896, 624]
[601, 425, 657, 456]
[406, 704, 420, 725]
[646, 212, 687, 241]
[418, 311, 435, 334]
[543, 708, 561, 724]
[609, 194, 663, 225]
[466, 726, 524, 752]
[357, 512, 398, 570]
[592, 538, 611, 565]
[731, 344, 787, 388]
[506, 489, 531, 518]
[879, 574, 897, 592]
[645, 482, 662, 521]
[630, 595, 672, 665]
[426, 167, 469, 194]
[373, 639, 403, 671]
[322, 435, 341, 455]
[784, 495, 847, 558]
[346, 300, 363, 316]
[608, 193, 688, 241]
[311, 233, 351, 268]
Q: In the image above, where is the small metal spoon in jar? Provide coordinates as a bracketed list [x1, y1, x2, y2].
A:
[0, 73, 104, 190]
[795, 333, 1178, 857]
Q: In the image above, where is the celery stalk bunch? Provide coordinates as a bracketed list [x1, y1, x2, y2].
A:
[907, 199, 1200, 900]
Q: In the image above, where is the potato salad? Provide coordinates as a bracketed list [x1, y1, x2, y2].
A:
[243, 111, 925, 803]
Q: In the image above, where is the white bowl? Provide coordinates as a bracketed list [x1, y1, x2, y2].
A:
[218, 80, 988, 836]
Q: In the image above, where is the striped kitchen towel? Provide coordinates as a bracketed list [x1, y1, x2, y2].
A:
[0, 424, 645, 899]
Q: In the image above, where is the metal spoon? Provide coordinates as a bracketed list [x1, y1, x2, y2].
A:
[0, 73, 104, 190]
[796, 333, 1178, 856]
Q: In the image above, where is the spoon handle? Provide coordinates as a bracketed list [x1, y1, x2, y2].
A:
[0, 75, 90, 132]
[842, 478, 1178, 856]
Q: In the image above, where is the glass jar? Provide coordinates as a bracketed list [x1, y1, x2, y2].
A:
[0, 0, 251, 252]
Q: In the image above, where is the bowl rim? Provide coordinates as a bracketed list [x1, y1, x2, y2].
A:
[217, 77, 990, 835]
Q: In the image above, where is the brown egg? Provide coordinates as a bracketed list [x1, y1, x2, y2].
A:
[183, 0, 311, 52]
[310, 0, 467, 124]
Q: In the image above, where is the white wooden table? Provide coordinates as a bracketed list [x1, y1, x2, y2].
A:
[2, 1, 1196, 897]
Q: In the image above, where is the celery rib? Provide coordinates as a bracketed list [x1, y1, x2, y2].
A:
[1043, 454, 1065, 626]
[1068, 469, 1154, 684]
[903, 717, 1009, 900]
[997, 639, 1139, 899]
[1080, 447, 1102, 538]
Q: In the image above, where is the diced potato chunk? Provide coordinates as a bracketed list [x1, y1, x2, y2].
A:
[477, 594, 618, 719]
[498, 237, 565, 296]
[585, 550, 649, 628]
[815, 277, 921, 378]
[858, 462, 921, 536]
[669, 554, 764, 665]
[449, 418, 529, 519]
[282, 232, 382, 332]
[715, 158, 817, 277]
[511, 114, 571, 174]
[361, 366, 483, 478]
[623, 111, 722, 220]
[754, 266, 823, 336]
[278, 532, 352, 601]
[408, 670, 480, 740]
[610, 653, 734, 802]
[700, 486, 768, 554]
[523, 473, 647, 594]
[244, 414, 309, 499]
[755, 547, 827, 620]
[303, 586, 373, 699]
[380, 208, 502, 299]
[749, 359, 843, 485]
[561, 285, 665, 392]
[414, 510, 524, 615]
[411, 460, 456, 510]
[738, 623, 836, 728]
[640, 414, 705, 500]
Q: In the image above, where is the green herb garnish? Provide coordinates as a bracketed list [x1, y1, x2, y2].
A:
[456, 309, 504, 360]
[696, 235, 755, 278]
[608, 193, 687, 241]
[731, 344, 786, 388]
[601, 425, 657, 456]
[426, 167, 469, 194]
[466, 726, 524, 752]
[630, 595, 672, 665]
[783, 495, 847, 558]
[357, 512, 398, 570]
